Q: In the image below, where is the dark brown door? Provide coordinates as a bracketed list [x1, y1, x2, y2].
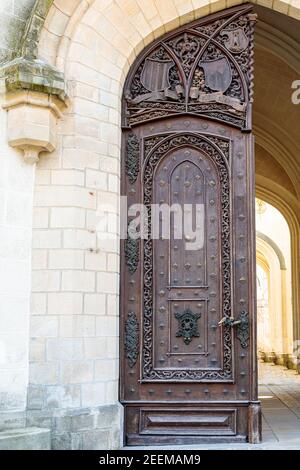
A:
[120, 4, 261, 445]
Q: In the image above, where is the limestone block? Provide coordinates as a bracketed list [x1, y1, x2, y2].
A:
[0, 427, 50, 450]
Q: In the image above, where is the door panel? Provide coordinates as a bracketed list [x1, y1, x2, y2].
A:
[120, 4, 261, 445]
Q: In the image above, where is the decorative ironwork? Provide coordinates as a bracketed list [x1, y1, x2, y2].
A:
[125, 226, 139, 275]
[126, 134, 140, 184]
[236, 310, 250, 348]
[125, 311, 139, 368]
[123, 5, 257, 129]
[175, 308, 201, 345]
[142, 133, 232, 381]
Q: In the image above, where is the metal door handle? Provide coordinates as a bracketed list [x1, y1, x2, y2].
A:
[218, 311, 249, 349]
[218, 316, 241, 327]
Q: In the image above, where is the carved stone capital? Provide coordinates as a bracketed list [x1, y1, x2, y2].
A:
[2, 90, 66, 164]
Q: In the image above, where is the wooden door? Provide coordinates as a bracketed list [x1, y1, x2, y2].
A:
[120, 4, 261, 445]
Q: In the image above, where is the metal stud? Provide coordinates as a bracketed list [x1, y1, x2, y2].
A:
[173, 345, 179, 350]
[130, 388, 135, 393]
[240, 352, 246, 358]
[238, 214, 246, 221]
[185, 262, 191, 269]
[209, 199, 215, 205]
[240, 389, 246, 395]
[177, 291, 182, 296]
[159, 290, 165, 296]
[159, 306, 166, 312]
[148, 389, 155, 395]
[159, 356, 165, 363]
[240, 371, 246, 377]
[223, 389, 229, 395]
[160, 272, 164, 276]
[159, 180, 165, 186]
[240, 256, 246, 263]
[186, 278, 191, 283]
[210, 235, 216, 242]
[130, 279, 135, 285]
[204, 389, 209, 394]
[184, 151, 191, 157]
[185, 389, 192, 394]
[239, 277, 246, 283]
[159, 323, 165, 329]
[238, 172, 244, 179]
[166, 389, 172, 395]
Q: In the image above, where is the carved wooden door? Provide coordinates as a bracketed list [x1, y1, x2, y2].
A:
[120, 4, 261, 445]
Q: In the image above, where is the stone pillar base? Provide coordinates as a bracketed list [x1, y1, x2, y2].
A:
[26, 403, 123, 450]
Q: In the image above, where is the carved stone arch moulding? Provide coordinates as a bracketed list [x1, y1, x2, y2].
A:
[142, 132, 232, 381]
[123, 4, 256, 130]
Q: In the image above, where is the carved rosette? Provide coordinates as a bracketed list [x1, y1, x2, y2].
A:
[142, 133, 232, 381]
[123, 5, 256, 130]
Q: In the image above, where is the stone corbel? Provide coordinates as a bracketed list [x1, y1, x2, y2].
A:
[1, 56, 68, 164]
[3, 90, 66, 164]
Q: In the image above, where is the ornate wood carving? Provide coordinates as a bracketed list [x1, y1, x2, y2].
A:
[142, 133, 232, 381]
[126, 134, 140, 184]
[125, 224, 139, 275]
[125, 311, 139, 368]
[123, 5, 256, 129]
[121, 4, 259, 445]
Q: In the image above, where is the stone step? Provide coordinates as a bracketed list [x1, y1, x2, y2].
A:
[0, 427, 50, 450]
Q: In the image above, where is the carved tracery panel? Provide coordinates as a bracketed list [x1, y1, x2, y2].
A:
[123, 6, 256, 130]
